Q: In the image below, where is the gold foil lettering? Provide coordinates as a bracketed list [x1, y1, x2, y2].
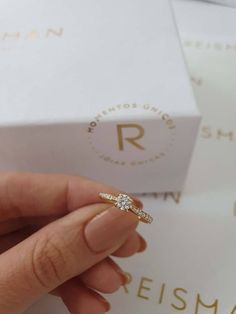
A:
[184, 40, 193, 47]
[201, 127, 234, 141]
[191, 76, 203, 86]
[124, 104, 131, 108]
[150, 106, 160, 113]
[88, 104, 176, 165]
[233, 203, 236, 217]
[2, 32, 20, 40]
[95, 113, 103, 122]
[163, 192, 181, 204]
[139, 192, 181, 204]
[158, 283, 166, 304]
[0, 28, 63, 42]
[108, 107, 116, 113]
[117, 124, 145, 151]
[226, 44, 236, 51]
[183, 39, 236, 53]
[46, 28, 63, 38]
[26, 31, 39, 40]
[214, 43, 222, 50]
[137, 277, 153, 300]
[143, 104, 150, 110]
[195, 41, 202, 48]
[201, 126, 212, 138]
[87, 121, 97, 133]
[119, 273, 234, 312]
[171, 288, 187, 311]
[162, 114, 170, 121]
[217, 129, 234, 141]
[195, 294, 218, 314]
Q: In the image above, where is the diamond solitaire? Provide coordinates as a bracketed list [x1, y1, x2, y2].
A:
[115, 194, 133, 211]
[99, 192, 153, 224]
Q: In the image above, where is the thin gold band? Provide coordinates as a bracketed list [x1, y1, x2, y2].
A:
[99, 192, 153, 224]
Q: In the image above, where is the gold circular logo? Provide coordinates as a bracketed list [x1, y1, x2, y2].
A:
[87, 104, 176, 166]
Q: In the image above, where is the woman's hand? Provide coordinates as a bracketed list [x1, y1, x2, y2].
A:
[0, 172, 146, 314]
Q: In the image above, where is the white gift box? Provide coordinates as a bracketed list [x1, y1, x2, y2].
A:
[0, 0, 200, 193]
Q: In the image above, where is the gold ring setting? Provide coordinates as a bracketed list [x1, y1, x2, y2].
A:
[99, 192, 153, 224]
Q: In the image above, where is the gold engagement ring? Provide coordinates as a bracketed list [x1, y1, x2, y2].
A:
[99, 192, 153, 224]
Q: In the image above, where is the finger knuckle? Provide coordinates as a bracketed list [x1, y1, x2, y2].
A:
[30, 233, 66, 288]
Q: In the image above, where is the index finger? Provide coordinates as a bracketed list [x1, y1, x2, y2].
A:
[0, 172, 143, 221]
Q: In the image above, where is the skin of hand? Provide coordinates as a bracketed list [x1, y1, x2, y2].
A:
[0, 172, 147, 314]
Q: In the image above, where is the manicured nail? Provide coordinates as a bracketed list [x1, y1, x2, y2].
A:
[84, 206, 139, 253]
[138, 235, 147, 252]
[106, 258, 130, 285]
[89, 289, 111, 312]
[120, 272, 131, 285]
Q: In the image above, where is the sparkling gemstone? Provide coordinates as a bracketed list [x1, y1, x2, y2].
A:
[115, 193, 133, 212]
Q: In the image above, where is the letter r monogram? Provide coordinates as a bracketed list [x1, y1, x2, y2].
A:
[117, 124, 145, 151]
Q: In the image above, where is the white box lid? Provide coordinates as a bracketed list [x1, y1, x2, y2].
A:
[0, 0, 199, 126]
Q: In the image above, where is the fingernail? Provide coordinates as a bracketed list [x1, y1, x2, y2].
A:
[84, 206, 139, 253]
[106, 258, 130, 285]
[138, 235, 147, 253]
[89, 289, 111, 312]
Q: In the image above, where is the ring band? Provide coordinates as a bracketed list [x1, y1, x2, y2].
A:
[99, 192, 153, 224]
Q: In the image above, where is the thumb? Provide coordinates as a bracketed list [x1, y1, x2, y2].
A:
[0, 203, 139, 314]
